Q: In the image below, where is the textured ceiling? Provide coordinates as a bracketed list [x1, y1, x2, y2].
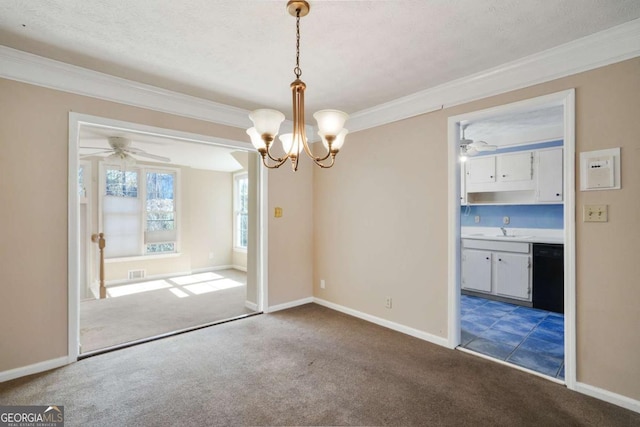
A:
[1, 0, 639, 121]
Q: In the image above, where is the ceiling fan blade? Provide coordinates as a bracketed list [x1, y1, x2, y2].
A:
[130, 151, 171, 162]
[79, 146, 109, 150]
[80, 150, 112, 157]
[475, 145, 497, 152]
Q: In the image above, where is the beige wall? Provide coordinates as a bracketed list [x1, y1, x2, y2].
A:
[313, 58, 640, 400]
[93, 165, 234, 282]
[268, 156, 314, 306]
[0, 78, 313, 372]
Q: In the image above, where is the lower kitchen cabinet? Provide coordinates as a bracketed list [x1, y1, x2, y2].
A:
[461, 239, 532, 302]
[495, 252, 531, 300]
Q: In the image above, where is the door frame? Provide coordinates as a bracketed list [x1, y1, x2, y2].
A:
[67, 112, 268, 361]
[446, 89, 576, 389]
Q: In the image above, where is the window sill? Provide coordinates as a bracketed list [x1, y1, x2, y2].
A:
[233, 247, 247, 254]
[105, 253, 181, 263]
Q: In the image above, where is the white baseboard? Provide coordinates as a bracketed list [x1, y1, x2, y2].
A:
[313, 298, 449, 348]
[576, 382, 640, 414]
[245, 301, 258, 311]
[267, 297, 314, 313]
[0, 356, 70, 383]
[232, 265, 247, 272]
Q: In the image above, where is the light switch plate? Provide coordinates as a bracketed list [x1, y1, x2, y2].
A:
[583, 205, 608, 222]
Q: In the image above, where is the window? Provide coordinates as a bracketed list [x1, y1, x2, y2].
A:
[234, 173, 249, 250]
[100, 165, 178, 258]
[145, 171, 176, 253]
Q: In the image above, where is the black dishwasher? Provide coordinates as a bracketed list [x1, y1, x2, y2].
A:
[532, 244, 564, 313]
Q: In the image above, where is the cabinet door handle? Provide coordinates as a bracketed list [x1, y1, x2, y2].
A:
[498, 258, 502, 262]
[556, 193, 560, 196]
[490, 175, 494, 178]
[502, 174, 506, 178]
[485, 257, 490, 260]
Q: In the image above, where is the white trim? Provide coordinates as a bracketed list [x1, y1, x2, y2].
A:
[314, 298, 450, 348]
[2, 21, 638, 135]
[65, 113, 269, 375]
[105, 253, 182, 263]
[575, 382, 640, 414]
[68, 114, 81, 362]
[562, 90, 577, 390]
[0, 356, 69, 383]
[348, 19, 640, 132]
[232, 265, 247, 272]
[456, 347, 565, 385]
[446, 90, 577, 387]
[245, 301, 258, 311]
[258, 163, 269, 313]
[0, 45, 250, 129]
[267, 297, 314, 313]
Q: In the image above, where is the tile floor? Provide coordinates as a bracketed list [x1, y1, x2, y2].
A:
[460, 294, 565, 379]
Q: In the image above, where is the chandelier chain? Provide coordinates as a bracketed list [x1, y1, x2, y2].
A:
[294, 9, 302, 78]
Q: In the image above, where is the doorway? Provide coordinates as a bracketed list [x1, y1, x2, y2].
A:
[446, 90, 576, 387]
[68, 113, 268, 358]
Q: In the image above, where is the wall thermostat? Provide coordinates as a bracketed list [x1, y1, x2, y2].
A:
[580, 148, 621, 191]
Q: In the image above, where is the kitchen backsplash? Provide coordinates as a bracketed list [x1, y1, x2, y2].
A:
[461, 204, 564, 229]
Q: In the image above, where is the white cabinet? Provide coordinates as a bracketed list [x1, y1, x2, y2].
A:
[537, 148, 563, 202]
[466, 157, 495, 184]
[461, 250, 492, 292]
[495, 253, 531, 300]
[461, 239, 532, 301]
[497, 152, 533, 183]
[462, 147, 563, 205]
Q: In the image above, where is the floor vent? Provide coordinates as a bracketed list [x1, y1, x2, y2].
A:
[128, 269, 146, 280]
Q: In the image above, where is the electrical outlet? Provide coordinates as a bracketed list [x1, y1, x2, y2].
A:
[503, 216, 510, 225]
[385, 297, 392, 309]
[583, 204, 608, 222]
[320, 279, 325, 289]
[474, 215, 481, 223]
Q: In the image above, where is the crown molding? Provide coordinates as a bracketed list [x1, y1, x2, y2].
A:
[0, 45, 254, 129]
[1, 18, 638, 134]
[347, 18, 640, 132]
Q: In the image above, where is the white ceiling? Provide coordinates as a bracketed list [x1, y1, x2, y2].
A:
[1, 0, 639, 121]
[2, 1, 638, 165]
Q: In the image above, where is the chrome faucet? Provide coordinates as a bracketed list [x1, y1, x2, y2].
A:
[500, 227, 508, 236]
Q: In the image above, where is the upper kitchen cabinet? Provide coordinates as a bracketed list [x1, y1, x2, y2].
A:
[463, 147, 563, 205]
[497, 152, 533, 183]
[466, 156, 496, 184]
[536, 148, 563, 202]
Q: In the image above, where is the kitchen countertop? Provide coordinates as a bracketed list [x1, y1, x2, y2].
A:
[461, 227, 564, 245]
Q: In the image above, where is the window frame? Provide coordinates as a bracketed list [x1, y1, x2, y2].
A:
[233, 172, 249, 252]
[98, 162, 181, 260]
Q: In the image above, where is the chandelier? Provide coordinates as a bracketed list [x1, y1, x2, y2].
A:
[246, 0, 349, 171]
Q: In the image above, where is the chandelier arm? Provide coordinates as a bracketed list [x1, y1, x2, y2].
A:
[260, 151, 288, 169]
[262, 138, 289, 165]
[311, 153, 336, 169]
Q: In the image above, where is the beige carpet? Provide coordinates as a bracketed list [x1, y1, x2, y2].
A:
[2, 303, 638, 426]
[80, 269, 254, 353]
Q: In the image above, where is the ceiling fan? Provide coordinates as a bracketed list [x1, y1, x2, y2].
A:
[80, 137, 171, 164]
[460, 124, 498, 157]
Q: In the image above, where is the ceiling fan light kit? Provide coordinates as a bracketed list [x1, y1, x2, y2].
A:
[459, 124, 497, 161]
[246, 0, 349, 171]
